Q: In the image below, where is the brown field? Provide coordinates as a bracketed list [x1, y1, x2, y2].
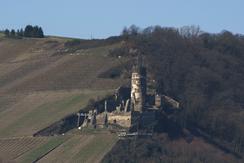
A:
[0, 133, 117, 163]
[0, 89, 113, 137]
[0, 136, 50, 162]
[0, 37, 127, 138]
[0, 38, 126, 94]
[15, 135, 70, 163]
[0, 37, 126, 162]
[38, 133, 117, 163]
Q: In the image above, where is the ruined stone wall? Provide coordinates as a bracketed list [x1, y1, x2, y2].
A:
[107, 112, 131, 128]
[96, 112, 131, 128]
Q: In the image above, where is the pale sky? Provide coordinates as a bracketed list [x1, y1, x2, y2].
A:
[1, 0, 243, 38]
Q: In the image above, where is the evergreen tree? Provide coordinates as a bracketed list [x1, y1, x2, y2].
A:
[3, 25, 44, 38]
[33, 26, 39, 37]
[23, 25, 44, 38]
[37, 27, 44, 38]
[10, 29, 16, 37]
[24, 25, 33, 37]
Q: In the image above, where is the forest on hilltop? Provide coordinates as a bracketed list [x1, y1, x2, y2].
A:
[106, 25, 244, 162]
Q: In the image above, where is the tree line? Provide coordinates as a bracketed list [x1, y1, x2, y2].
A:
[4, 25, 44, 38]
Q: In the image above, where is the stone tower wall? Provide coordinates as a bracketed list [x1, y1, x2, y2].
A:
[131, 67, 146, 112]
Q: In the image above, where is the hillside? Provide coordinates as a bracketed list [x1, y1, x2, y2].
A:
[0, 36, 127, 162]
[1, 26, 244, 162]
[102, 134, 242, 163]
[103, 26, 244, 162]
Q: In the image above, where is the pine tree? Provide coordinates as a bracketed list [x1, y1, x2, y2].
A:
[37, 27, 44, 38]
[24, 25, 33, 37]
[33, 26, 39, 37]
[10, 29, 16, 37]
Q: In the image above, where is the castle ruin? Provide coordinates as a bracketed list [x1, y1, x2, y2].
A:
[78, 56, 180, 132]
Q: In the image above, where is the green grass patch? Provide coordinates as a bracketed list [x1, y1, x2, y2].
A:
[0, 90, 114, 137]
[0, 94, 88, 137]
[73, 134, 117, 162]
[19, 136, 69, 163]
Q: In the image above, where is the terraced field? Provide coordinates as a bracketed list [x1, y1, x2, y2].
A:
[0, 37, 127, 162]
[0, 133, 117, 163]
[0, 37, 127, 137]
[0, 89, 112, 138]
[38, 133, 117, 163]
[0, 136, 50, 162]
[0, 38, 125, 94]
[16, 136, 70, 163]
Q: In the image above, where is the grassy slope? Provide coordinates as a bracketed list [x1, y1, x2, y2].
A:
[0, 90, 112, 137]
[0, 37, 126, 161]
[0, 137, 49, 161]
[0, 37, 126, 138]
[16, 136, 70, 163]
[0, 133, 117, 163]
[38, 134, 118, 163]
